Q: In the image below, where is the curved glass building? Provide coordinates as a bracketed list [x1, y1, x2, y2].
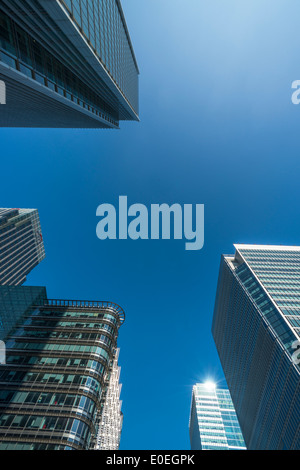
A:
[0, 292, 125, 450]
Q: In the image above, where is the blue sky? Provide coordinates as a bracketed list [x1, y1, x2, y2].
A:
[1, 0, 300, 450]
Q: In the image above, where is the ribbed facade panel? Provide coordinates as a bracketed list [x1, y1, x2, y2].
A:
[0, 208, 45, 286]
[212, 245, 300, 449]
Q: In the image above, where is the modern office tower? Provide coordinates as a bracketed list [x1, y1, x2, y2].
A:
[0, 208, 45, 286]
[0, 291, 125, 450]
[95, 348, 123, 450]
[0, 340, 4, 366]
[212, 244, 300, 450]
[189, 382, 246, 450]
[0, 0, 139, 128]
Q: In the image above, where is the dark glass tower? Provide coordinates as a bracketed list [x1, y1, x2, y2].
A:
[0, 0, 139, 128]
[212, 244, 300, 450]
[0, 208, 45, 286]
[0, 290, 125, 450]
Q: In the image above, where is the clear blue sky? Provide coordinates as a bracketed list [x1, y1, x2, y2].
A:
[1, 0, 300, 450]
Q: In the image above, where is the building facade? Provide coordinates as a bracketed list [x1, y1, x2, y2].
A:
[95, 348, 123, 450]
[0, 291, 125, 450]
[212, 244, 300, 450]
[0, 0, 139, 128]
[189, 382, 246, 450]
[0, 208, 45, 286]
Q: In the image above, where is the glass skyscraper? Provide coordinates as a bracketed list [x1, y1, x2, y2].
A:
[0, 208, 45, 286]
[96, 348, 123, 450]
[0, 288, 125, 450]
[0, 0, 139, 128]
[189, 382, 246, 450]
[212, 244, 300, 450]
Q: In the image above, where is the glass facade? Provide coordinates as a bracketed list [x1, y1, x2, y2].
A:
[236, 247, 300, 349]
[0, 0, 139, 128]
[0, 208, 45, 287]
[58, 0, 139, 114]
[189, 383, 246, 450]
[0, 294, 125, 450]
[212, 245, 300, 450]
[0, 285, 47, 341]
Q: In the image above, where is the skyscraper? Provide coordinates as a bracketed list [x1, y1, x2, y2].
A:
[0, 0, 139, 128]
[0, 289, 125, 450]
[212, 244, 300, 450]
[96, 348, 123, 450]
[0, 208, 45, 286]
[0, 285, 47, 341]
[189, 382, 246, 450]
